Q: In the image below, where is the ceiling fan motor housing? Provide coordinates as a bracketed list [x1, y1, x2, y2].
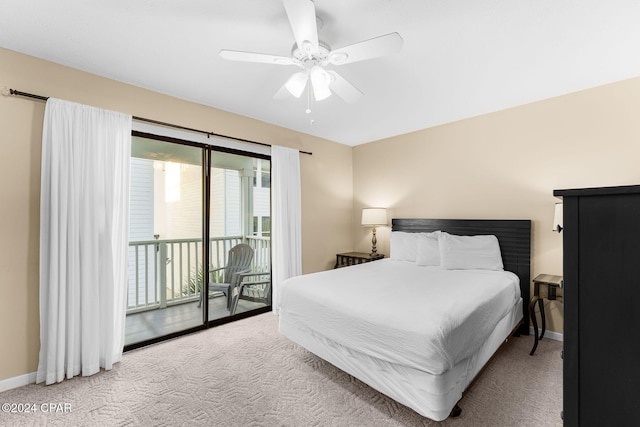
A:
[291, 40, 331, 68]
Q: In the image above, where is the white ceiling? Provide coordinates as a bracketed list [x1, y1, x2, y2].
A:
[2, 0, 640, 146]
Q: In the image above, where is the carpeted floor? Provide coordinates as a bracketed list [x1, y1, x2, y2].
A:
[0, 313, 563, 426]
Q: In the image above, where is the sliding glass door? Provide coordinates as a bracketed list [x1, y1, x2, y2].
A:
[125, 136, 204, 345]
[207, 153, 271, 321]
[125, 133, 271, 347]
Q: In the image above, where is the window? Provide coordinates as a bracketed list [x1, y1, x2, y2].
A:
[262, 217, 271, 237]
[252, 215, 271, 237]
[253, 159, 271, 189]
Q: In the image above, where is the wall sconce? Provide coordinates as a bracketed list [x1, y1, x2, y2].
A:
[553, 203, 563, 233]
[361, 208, 387, 255]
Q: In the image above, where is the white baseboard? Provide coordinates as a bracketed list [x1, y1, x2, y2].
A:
[529, 326, 564, 342]
[0, 371, 37, 392]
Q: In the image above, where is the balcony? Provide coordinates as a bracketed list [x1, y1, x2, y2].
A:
[125, 235, 270, 345]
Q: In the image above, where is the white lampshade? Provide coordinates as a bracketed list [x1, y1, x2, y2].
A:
[553, 203, 563, 232]
[310, 66, 332, 101]
[361, 208, 387, 226]
[285, 72, 309, 98]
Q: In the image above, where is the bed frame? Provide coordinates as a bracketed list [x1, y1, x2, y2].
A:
[392, 218, 532, 335]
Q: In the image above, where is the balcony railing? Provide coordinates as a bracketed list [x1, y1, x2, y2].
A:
[127, 236, 270, 314]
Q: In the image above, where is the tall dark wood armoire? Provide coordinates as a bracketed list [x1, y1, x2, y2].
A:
[554, 185, 640, 426]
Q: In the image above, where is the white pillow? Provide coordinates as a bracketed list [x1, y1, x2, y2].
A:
[439, 232, 504, 271]
[415, 233, 441, 266]
[390, 232, 421, 261]
[390, 231, 440, 262]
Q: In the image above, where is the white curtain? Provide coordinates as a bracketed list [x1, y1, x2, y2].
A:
[37, 98, 131, 385]
[271, 145, 302, 314]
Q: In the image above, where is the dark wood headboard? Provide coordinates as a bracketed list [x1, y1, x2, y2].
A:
[392, 218, 532, 335]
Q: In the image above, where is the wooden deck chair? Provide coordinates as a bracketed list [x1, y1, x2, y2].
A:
[201, 243, 254, 311]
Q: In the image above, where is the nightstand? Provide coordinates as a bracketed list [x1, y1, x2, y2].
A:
[529, 274, 563, 355]
[334, 252, 384, 269]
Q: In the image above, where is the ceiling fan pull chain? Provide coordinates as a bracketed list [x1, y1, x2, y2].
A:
[306, 82, 312, 114]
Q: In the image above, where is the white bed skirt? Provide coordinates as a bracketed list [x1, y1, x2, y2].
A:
[279, 299, 523, 421]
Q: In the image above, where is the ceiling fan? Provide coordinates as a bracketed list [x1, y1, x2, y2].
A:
[219, 0, 403, 110]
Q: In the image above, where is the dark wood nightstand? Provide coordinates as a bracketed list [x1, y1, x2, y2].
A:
[529, 274, 563, 355]
[334, 252, 384, 269]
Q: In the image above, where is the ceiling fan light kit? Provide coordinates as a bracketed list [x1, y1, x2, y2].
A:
[285, 72, 309, 98]
[310, 66, 332, 101]
[219, 0, 403, 112]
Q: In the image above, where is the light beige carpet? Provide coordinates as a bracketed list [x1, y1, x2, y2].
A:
[0, 313, 562, 426]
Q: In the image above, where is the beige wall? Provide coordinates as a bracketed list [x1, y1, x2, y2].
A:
[0, 47, 353, 381]
[353, 76, 640, 335]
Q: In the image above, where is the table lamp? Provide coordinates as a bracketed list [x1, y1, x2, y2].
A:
[361, 208, 387, 255]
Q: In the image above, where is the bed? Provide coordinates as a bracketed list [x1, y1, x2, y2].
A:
[278, 219, 531, 421]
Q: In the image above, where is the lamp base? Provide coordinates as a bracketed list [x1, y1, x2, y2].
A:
[370, 225, 378, 256]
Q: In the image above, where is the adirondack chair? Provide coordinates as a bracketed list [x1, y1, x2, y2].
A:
[201, 243, 254, 312]
[232, 271, 272, 315]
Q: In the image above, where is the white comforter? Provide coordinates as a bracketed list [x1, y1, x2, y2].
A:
[279, 259, 520, 375]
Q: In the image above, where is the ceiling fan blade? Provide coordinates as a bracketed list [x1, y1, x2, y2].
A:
[328, 32, 404, 65]
[219, 50, 294, 65]
[283, 0, 319, 55]
[327, 71, 363, 103]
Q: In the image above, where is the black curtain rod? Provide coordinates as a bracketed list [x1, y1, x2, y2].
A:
[8, 88, 312, 155]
